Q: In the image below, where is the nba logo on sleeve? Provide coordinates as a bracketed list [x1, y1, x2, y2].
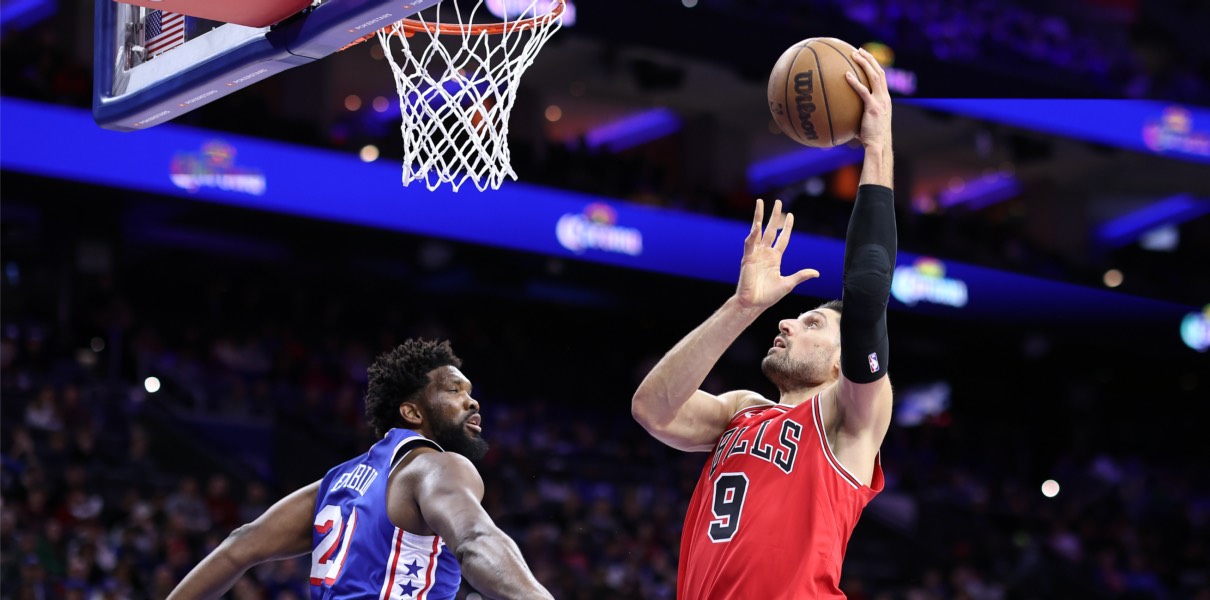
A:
[867, 353, 880, 373]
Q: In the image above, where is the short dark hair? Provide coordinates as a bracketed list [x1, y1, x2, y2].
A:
[365, 339, 462, 438]
[816, 299, 843, 315]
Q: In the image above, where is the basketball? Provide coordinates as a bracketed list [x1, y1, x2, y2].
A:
[768, 37, 868, 148]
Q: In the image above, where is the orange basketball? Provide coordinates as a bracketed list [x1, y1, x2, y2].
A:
[767, 37, 868, 148]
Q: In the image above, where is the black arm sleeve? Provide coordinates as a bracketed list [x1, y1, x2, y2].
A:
[840, 184, 897, 383]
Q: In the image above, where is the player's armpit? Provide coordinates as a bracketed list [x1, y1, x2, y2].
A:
[832, 374, 893, 441]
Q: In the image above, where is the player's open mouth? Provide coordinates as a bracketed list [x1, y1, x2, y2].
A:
[466, 414, 482, 434]
[773, 337, 787, 349]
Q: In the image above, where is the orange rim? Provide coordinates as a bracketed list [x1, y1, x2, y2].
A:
[339, 0, 564, 50]
[399, 0, 565, 36]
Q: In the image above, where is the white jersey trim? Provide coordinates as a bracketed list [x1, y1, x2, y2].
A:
[730, 403, 789, 421]
[379, 528, 446, 600]
[379, 432, 445, 600]
[810, 395, 862, 490]
[386, 433, 443, 480]
[417, 535, 442, 600]
[379, 529, 400, 600]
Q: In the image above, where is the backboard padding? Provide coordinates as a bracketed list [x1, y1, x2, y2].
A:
[112, 0, 314, 28]
[93, 0, 439, 131]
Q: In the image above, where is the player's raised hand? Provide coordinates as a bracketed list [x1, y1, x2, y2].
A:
[846, 48, 892, 150]
[735, 199, 819, 310]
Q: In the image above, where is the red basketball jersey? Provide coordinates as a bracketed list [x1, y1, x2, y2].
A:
[678, 396, 884, 600]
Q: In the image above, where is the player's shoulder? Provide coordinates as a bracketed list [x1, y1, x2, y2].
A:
[397, 449, 485, 503]
[718, 390, 776, 414]
[400, 447, 478, 481]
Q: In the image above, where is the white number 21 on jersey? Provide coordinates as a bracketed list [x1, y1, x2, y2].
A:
[311, 505, 359, 586]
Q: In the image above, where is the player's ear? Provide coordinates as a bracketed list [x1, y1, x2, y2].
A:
[399, 401, 423, 428]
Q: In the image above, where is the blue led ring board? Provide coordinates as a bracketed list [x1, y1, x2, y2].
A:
[93, 0, 440, 131]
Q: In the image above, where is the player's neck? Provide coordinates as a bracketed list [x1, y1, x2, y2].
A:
[777, 382, 831, 406]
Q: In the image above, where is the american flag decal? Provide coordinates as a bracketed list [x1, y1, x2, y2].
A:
[145, 10, 185, 58]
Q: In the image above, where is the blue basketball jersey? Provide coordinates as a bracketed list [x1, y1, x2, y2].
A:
[310, 429, 462, 600]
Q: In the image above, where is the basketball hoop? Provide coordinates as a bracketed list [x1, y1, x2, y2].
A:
[369, 0, 565, 192]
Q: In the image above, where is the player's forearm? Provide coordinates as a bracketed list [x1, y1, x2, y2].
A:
[168, 505, 312, 600]
[632, 296, 761, 422]
[840, 184, 896, 383]
[456, 531, 554, 600]
[858, 142, 893, 188]
[166, 538, 250, 600]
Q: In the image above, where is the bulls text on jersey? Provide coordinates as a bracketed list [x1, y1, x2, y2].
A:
[708, 417, 802, 478]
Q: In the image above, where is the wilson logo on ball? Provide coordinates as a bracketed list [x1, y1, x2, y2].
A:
[793, 72, 819, 141]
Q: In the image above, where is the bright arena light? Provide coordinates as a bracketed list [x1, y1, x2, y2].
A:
[360, 145, 380, 162]
[1041, 479, 1060, 498]
[485, 0, 576, 26]
[144, 377, 161, 393]
[1103, 269, 1123, 288]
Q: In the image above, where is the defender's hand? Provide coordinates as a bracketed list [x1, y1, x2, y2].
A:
[735, 199, 819, 310]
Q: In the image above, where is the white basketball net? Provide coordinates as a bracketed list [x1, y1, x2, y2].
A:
[377, 0, 564, 192]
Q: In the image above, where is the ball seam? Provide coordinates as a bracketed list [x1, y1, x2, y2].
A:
[784, 45, 810, 146]
[805, 44, 836, 147]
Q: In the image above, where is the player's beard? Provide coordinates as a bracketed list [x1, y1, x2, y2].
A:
[431, 412, 489, 461]
[761, 344, 835, 392]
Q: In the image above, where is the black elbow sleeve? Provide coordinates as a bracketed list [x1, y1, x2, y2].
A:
[840, 185, 896, 383]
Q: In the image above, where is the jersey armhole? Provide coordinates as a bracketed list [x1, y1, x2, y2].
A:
[387, 436, 443, 478]
[729, 391, 776, 418]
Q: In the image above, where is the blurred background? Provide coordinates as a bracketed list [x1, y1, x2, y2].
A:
[2, 0, 1209, 599]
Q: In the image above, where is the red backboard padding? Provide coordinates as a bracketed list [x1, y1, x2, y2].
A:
[114, 0, 313, 28]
